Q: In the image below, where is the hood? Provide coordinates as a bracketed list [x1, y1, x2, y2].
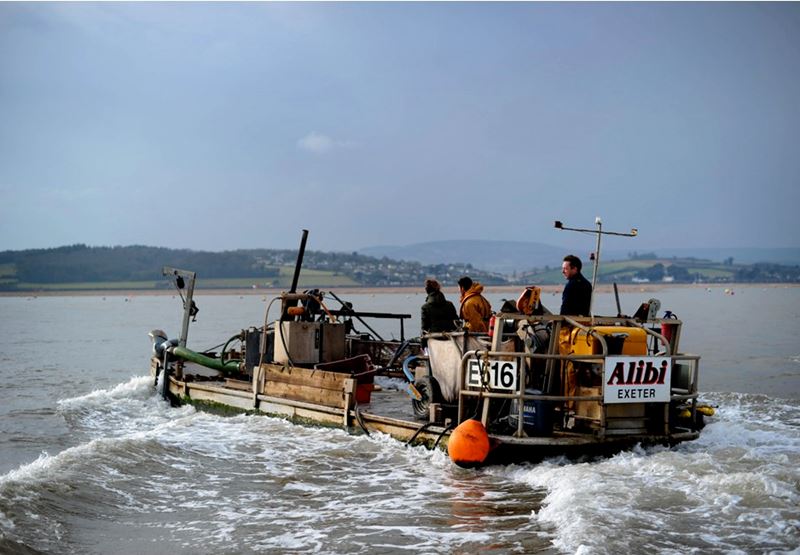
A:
[461, 282, 484, 300]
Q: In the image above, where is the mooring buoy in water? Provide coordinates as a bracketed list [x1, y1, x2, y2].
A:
[448, 419, 490, 468]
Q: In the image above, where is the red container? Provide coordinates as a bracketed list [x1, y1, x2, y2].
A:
[315, 354, 375, 404]
[660, 322, 677, 348]
[355, 382, 374, 404]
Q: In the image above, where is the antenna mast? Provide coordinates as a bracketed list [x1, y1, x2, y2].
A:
[554, 218, 638, 316]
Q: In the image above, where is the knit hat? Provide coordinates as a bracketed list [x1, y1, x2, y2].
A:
[424, 279, 441, 294]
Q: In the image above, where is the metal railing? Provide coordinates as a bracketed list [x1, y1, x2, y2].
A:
[452, 314, 700, 439]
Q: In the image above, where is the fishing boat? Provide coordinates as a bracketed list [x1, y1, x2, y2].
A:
[149, 226, 711, 466]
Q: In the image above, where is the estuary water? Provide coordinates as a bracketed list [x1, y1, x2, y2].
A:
[0, 286, 798, 554]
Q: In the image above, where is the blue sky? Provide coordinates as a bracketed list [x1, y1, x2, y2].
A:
[1, 3, 798, 253]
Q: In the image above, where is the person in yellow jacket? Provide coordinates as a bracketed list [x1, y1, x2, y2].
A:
[457, 276, 492, 333]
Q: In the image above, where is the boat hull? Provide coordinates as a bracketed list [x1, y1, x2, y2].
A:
[151, 359, 699, 465]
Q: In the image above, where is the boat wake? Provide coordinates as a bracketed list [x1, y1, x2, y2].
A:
[3, 376, 550, 553]
[494, 391, 800, 553]
[3, 381, 798, 554]
[56, 375, 195, 438]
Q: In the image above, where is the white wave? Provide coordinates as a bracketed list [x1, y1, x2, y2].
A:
[250, 528, 326, 551]
[55, 375, 197, 442]
[15, 377, 799, 554]
[2, 435, 149, 491]
[699, 393, 800, 445]
[491, 394, 800, 554]
[0, 404, 211, 497]
[57, 375, 155, 408]
[1, 403, 544, 553]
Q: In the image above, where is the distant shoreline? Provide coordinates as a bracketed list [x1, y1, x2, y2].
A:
[1, 282, 796, 298]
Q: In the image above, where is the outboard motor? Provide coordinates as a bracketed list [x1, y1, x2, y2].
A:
[148, 329, 179, 402]
[148, 329, 178, 359]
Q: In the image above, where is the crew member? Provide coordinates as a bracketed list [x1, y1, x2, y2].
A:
[458, 276, 492, 333]
[559, 255, 593, 417]
[560, 255, 592, 316]
[420, 279, 459, 334]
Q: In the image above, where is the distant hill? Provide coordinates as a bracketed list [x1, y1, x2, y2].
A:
[0, 243, 797, 292]
[360, 241, 800, 274]
[0, 244, 507, 291]
[359, 240, 566, 275]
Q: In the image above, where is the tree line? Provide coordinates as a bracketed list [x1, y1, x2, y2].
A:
[0, 244, 508, 289]
[2, 245, 796, 290]
[0, 245, 277, 283]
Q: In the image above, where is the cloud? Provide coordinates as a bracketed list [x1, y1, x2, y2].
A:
[296, 131, 356, 154]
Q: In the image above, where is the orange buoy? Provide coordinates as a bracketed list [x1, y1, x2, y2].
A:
[448, 419, 490, 468]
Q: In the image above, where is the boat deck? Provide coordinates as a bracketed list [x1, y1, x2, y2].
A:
[177, 363, 429, 424]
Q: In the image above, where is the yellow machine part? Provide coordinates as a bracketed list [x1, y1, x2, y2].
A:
[569, 326, 648, 356]
[697, 405, 715, 416]
[679, 405, 715, 418]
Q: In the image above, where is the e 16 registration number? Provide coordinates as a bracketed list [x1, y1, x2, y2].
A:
[466, 358, 518, 391]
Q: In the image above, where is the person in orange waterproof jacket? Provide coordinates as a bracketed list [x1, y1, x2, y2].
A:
[457, 276, 492, 333]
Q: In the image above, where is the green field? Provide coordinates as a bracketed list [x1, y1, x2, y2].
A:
[521, 258, 739, 284]
[684, 267, 734, 279]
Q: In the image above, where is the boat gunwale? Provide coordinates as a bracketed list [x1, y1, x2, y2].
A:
[161, 369, 700, 449]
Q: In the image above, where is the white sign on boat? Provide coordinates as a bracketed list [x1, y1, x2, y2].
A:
[604, 356, 671, 404]
[466, 358, 518, 391]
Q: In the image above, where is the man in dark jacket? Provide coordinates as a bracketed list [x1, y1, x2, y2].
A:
[560, 255, 592, 316]
[421, 279, 459, 333]
[560, 255, 593, 413]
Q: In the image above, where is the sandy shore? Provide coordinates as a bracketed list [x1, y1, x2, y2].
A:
[1, 282, 795, 298]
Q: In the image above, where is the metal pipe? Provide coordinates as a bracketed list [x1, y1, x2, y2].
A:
[289, 229, 309, 294]
[563, 316, 608, 356]
[590, 218, 602, 317]
[181, 274, 195, 348]
[401, 355, 419, 383]
[281, 292, 310, 302]
[459, 389, 603, 402]
[172, 345, 240, 373]
[162, 267, 197, 348]
[282, 229, 309, 323]
[624, 319, 672, 356]
[326, 290, 385, 341]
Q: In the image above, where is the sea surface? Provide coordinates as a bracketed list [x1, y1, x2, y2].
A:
[0, 286, 798, 554]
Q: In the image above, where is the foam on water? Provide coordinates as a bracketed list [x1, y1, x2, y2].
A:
[58, 375, 156, 406]
[56, 375, 197, 441]
[2, 376, 550, 553]
[3, 371, 799, 553]
[493, 392, 800, 553]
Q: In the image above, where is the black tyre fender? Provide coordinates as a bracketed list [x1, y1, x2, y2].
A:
[412, 376, 442, 420]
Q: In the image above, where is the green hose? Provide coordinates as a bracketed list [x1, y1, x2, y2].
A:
[172, 346, 240, 374]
